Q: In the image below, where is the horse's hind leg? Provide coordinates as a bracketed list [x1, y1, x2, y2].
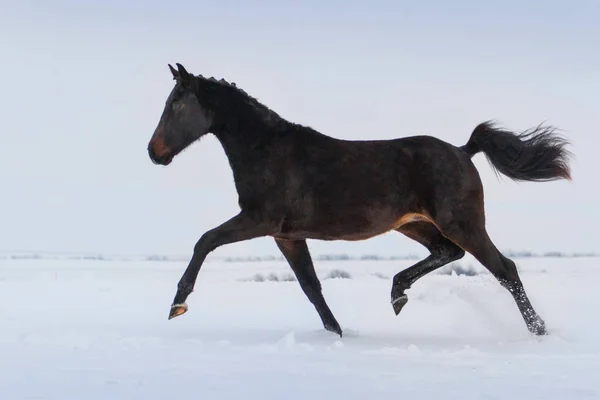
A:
[391, 221, 465, 315]
[437, 219, 547, 336]
[275, 238, 343, 337]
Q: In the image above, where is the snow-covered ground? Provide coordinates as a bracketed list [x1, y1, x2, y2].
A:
[1, 255, 599, 399]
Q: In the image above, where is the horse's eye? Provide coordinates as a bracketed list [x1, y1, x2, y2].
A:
[172, 103, 185, 111]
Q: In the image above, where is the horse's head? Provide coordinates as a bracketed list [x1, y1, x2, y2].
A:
[148, 63, 213, 166]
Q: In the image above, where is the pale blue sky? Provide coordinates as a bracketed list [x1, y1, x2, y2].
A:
[1, 0, 598, 258]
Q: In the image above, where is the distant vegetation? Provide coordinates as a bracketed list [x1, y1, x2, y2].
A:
[1, 250, 597, 262]
[437, 263, 482, 277]
[222, 251, 598, 262]
[324, 269, 352, 279]
[239, 272, 297, 283]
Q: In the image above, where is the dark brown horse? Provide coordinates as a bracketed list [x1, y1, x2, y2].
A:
[148, 63, 572, 337]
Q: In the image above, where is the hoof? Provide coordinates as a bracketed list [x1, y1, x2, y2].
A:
[324, 322, 343, 338]
[168, 303, 188, 320]
[391, 295, 408, 316]
[528, 318, 548, 336]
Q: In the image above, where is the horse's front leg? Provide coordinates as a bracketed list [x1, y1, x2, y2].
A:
[169, 211, 279, 319]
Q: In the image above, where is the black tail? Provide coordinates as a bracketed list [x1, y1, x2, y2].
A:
[461, 120, 573, 182]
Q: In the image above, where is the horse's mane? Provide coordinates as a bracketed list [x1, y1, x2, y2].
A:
[193, 74, 291, 129]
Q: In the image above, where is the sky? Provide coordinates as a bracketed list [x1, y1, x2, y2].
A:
[1, 0, 599, 259]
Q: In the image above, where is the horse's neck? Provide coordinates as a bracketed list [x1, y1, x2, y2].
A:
[213, 125, 273, 176]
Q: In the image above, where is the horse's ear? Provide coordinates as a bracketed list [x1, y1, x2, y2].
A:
[176, 63, 190, 80]
[168, 64, 179, 80]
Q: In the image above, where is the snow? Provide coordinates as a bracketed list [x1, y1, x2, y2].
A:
[1, 256, 599, 399]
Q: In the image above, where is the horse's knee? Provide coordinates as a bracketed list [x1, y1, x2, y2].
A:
[193, 231, 219, 254]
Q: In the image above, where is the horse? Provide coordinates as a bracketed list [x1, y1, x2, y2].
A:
[147, 63, 572, 337]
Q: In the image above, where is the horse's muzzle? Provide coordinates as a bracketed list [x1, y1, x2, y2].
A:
[148, 137, 173, 165]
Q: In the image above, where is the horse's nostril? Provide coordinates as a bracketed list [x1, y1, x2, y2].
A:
[148, 146, 158, 163]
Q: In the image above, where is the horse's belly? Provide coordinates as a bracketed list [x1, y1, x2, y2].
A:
[276, 208, 426, 242]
